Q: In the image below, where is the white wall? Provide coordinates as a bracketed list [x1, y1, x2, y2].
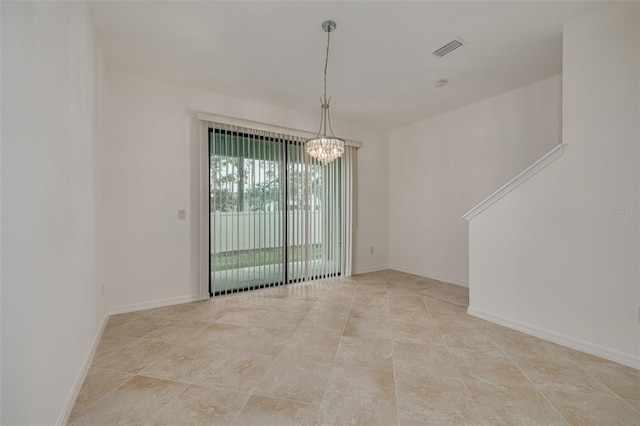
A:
[0, 1, 3, 417]
[105, 72, 389, 310]
[1, 2, 4, 417]
[388, 75, 561, 286]
[1, 2, 107, 424]
[467, 4, 639, 367]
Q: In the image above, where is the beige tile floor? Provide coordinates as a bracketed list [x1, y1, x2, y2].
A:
[69, 270, 640, 425]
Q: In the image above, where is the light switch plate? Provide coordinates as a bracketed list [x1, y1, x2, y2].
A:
[178, 209, 186, 220]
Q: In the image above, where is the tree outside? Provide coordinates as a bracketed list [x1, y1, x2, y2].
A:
[210, 133, 331, 276]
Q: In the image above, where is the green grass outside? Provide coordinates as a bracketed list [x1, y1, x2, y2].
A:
[212, 245, 322, 271]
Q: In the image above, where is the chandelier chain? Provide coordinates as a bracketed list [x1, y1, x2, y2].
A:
[323, 29, 331, 104]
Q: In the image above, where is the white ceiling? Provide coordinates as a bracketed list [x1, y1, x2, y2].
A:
[90, 1, 607, 130]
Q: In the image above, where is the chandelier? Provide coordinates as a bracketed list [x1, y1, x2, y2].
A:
[306, 20, 345, 164]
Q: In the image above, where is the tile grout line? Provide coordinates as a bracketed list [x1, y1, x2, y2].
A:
[311, 278, 353, 424]
[570, 359, 640, 412]
[229, 279, 324, 426]
[91, 337, 140, 364]
[230, 284, 324, 425]
[620, 398, 640, 414]
[424, 293, 488, 426]
[388, 279, 402, 426]
[66, 374, 137, 424]
[492, 342, 571, 426]
[142, 382, 191, 426]
[313, 280, 363, 424]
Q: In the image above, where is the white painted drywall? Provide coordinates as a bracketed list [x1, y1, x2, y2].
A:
[105, 72, 389, 310]
[0, 1, 3, 417]
[1, 1, 107, 424]
[388, 75, 561, 286]
[468, 4, 640, 367]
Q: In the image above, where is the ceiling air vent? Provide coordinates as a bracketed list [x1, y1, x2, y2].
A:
[433, 39, 464, 58]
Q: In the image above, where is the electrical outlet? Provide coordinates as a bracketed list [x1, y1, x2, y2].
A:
[370, 246, 374, 254]
[178, 209, 186, 220]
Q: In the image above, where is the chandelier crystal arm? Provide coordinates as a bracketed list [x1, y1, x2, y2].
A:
[316, 97, 324, 136]
[326, 97, 336, 137]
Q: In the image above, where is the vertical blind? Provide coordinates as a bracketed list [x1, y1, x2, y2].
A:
[208, 122, 356, 296]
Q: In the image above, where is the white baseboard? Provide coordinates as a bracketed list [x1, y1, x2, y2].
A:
[57, 313, 110, 425]
[354, 264, 389, 275]
[468, 306, 640, 370]
[109, 294, 202, 315]
[388, 265, 469, 288]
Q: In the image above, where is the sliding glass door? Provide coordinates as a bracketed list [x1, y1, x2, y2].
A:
[286, 141, 341, 283]
[209, 126, 341, 295]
